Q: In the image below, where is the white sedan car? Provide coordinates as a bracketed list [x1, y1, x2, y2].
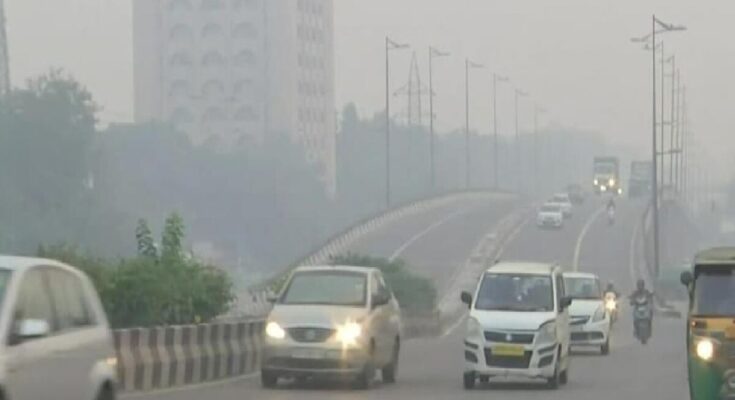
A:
[551, 193, 573, 218]
[536, 203, 564, 229]
[562, 272, 611, 355]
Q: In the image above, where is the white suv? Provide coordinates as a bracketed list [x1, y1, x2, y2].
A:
[461, 262, 572, 389]
[0, 256, 117, 400]
[551, 193, 573, 218]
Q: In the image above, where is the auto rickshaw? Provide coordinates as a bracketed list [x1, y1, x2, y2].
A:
[681, 247, 735, 399]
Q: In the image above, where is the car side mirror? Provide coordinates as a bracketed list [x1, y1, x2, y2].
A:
[560, 296, 573, 310]
[460, 291, 473, 308]
[680, 271, 693, 287]
[266, 294, 279, 304]
[372, 293, 390, 309]
[15, 319, 50, 342]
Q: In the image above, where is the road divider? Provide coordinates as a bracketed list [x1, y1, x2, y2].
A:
[114, 320, 264, 393]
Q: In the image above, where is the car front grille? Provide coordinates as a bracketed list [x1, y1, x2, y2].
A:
[571, 331, 604, 341]
[483, 349, 532, 369]
[287, 327, 334, 343]
[267, 357, 347, 370]
[570, 316, 590, 326]
[484, 331, 535, 344]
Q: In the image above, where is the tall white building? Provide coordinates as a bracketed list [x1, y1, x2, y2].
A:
[0, 0, 10, 95]
[133, 0, 335, 195]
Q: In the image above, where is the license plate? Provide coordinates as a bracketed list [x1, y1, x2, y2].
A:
[292, 349, 325, 359]
[493, 344, 525, 357]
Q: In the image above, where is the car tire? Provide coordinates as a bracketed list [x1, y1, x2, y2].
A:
[463, 371, 476, 390]
[382, 338, 400, 384]
[261, 370, 278, 389]
[546, 356, 560, 389]
[601, 339, 610, 355]
[354, 342, 376, 390]
[560, 368, 569, 385]
[96, 384, 115, 400]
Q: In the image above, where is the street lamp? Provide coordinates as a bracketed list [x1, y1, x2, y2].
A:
[631, 15, 686, 279]
[385, 37, 409, 208]
[465, 58, 484, 189]
[492, 73, 510, 190]
[429, 46, 449, 192]
[514, 88, 529, 193]
[534, 104, 547, 195]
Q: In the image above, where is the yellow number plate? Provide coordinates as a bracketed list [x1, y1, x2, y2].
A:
[493, 345, 525, 357]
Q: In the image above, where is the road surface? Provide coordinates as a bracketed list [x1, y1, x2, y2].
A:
[131, 195, 689, 400]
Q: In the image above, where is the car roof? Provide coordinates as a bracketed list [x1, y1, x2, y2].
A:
[486, 261, 559, 275]
[694, 247, 735, 266]
[563, 271, 598, 279]
[293, 265, 378, 274]
[0, 255, 69, 272]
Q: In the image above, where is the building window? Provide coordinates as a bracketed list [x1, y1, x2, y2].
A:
[169, 52, 193, 68]
[201, 23, 223, 40]
[201, 0, 224, 10]
[233, 50, 256, 67]
[171, 107, 194, 124]
[202, 107, 226, 123]
[233, 22, 257, 39]
[202, 80, 225, 99]
[167, 0, 193, 13]
[169, 24, 194, 42]
[202, 51, 225, 68]
[234, 106, 258, 121]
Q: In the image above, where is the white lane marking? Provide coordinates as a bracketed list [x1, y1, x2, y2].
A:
[443, 313, 467, 338]
[628, 216, 642, 285]
[119, 373, 259, 399]
[572, 206, 606, 271]
[388, 209, 466, 261]
[496, 216, 531, 258]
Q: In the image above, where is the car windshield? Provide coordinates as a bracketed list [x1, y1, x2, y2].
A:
[564, 277, 601, 300]
[594, 164, 615, 174]
[475, 273, 554, 312]
[553, 195, 569, 202]
[692, 267, 735, 317]
[541, 204, 560, 213]
[0, 269, 10, 309]
[280, 270, 367, 306]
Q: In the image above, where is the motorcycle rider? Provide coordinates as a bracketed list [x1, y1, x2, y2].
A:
[603, 282, 619, 322]
[629, 279, 654, 336]
[606, 197, 616, 224]
[604, 282, 619, 298]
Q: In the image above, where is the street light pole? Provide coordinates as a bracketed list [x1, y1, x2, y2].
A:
[514, 88, 528, 194]
[428, 47, 449, 192]
[534, 105, 546, 195]
[651, 15, 661, 279]
[385, 37, 409, 208]
[492, 73, 509, 190]
[465, 58, 484, 189]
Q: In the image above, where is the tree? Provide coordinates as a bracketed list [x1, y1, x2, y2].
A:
[135, 219, 157, 258]
[161, 212, 184, 262]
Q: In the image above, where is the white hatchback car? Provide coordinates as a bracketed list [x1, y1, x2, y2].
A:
[563, 272, 611, 354]
[0, 256, 117, 400]
[536, 203, 564, 229]
[262, 266, 401, 389]
[461, 262, 572, 389]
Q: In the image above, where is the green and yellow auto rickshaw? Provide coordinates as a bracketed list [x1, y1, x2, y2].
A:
[681, 247, 735, 399]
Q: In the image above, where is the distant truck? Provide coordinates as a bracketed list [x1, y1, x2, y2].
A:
[592, 156, 621, 195]
[628, 160, 653, 198]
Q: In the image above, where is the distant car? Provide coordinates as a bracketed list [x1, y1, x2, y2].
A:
[262, 265, 402, 389]
[461, 262, 572, 389]
[537, 203, 564, 229]
[566, 184, 585, 204]
[562, 272, 611, 355]
[551, 193, 573, 218]
[0, 256, 117, 400]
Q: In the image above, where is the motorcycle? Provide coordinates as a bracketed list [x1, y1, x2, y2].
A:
[604, 292, 618, 324]
[631, 293, 653, 344]
[606, 206, 615, 226]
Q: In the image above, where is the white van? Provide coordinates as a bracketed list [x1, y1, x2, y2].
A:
[461, 262, 571, 389]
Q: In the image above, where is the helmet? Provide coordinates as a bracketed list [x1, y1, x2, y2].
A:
[636, 279, 645, 290]
[606, 282, 615, 290]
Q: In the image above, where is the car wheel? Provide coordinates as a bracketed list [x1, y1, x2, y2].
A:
[382, 338, 400, 384]
[479, 376, 490, 384]
[546, 356, 560, 389]
[601, 339, 610, 355]
[463, 371, 476, 390]
[560, 367, 569, 385]
[261, 370, 278, 389]
[354, 342, 376, 390]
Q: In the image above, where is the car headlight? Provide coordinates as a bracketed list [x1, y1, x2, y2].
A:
[591, 306, 606, 322]
[336, 321, 362, 346]
[609, 178, 615, 186]
[593, 179, 599, 185]
[466, 317, 483, 340]
[695, 337, 716, 361]
[600, 185, 607, 192]
[266, 321, 286, 340]
[536, 321, 556, 344]
[605, 299, 617, 311]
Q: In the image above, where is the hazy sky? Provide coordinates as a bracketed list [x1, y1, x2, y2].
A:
[4, 0, 733, 182]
